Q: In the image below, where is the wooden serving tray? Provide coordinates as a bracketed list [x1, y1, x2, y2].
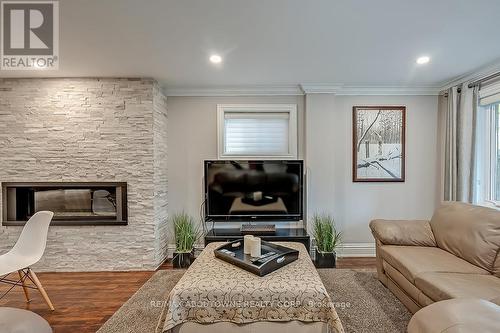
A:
[214, 240, 299, 276]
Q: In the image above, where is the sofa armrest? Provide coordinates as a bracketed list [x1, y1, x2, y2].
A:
[369, 219, 436, 247]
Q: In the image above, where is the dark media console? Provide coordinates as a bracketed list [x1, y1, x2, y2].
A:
[204, 227, 311, 253]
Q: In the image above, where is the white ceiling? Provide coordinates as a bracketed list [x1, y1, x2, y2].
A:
[2, 0, 500, 93]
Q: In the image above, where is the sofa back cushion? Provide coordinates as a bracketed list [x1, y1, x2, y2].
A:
[430, 202, 500, 273]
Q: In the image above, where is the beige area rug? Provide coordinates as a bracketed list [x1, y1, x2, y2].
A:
[97, 269, 411, 333]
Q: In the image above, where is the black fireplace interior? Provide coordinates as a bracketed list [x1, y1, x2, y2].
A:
[2, 182, 127, 226]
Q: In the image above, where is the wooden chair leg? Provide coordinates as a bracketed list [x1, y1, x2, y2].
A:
[27, 268, 55, 311]
[17, 270, 30, 302]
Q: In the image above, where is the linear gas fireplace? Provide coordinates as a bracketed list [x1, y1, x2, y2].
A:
[2, 182, 127, 226]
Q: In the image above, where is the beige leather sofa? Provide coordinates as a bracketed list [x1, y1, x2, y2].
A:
[369, 202, 500, 314]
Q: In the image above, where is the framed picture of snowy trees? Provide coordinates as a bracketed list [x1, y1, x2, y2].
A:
[352, 106, 406, 182]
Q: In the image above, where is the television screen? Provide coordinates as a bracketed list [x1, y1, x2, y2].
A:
[204, 160, 303, 221]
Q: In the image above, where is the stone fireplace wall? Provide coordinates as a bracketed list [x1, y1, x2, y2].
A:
[153, 82, 169, 267]
[0, 78, 168, 271]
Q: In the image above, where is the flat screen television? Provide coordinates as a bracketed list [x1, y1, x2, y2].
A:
[204, 160, 304, 222]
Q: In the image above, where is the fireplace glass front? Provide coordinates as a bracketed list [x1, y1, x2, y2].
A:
[2, 182, 127, 226]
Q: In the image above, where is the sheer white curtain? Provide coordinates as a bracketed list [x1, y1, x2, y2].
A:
[443, 84, 480, 203]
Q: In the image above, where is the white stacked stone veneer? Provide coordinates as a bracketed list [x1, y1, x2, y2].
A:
[0, 78, 169, 271]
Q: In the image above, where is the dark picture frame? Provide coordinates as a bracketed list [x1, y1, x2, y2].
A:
[352, 106, 406, 182]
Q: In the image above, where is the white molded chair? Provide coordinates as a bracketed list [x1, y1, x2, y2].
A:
[0, 211, 54, 310]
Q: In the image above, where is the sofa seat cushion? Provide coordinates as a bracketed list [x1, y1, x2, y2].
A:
[415, 272, 500, 303]
[379, 245, 489, 283]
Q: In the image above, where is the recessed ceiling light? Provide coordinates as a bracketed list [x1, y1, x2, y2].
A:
[416, 56, 430, 65]
[209, 54, 222, 64]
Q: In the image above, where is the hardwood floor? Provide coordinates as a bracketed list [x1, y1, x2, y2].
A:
[0, 258, 375, 333]
[336, 257, 377, 269]
[0, 271, 155, 333]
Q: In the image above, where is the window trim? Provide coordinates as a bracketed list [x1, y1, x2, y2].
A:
[216, 104, 298, 160]
[485, 104, 499, 206]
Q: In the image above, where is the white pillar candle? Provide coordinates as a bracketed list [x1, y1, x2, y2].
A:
[250, 237, 261, 258]
[244, 235, 254, 254]
[253, 191, 263, 201]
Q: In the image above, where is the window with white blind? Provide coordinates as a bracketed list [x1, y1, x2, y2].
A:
[217, 104, 298, 159]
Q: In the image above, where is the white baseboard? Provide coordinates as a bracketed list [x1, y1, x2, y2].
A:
[336, 242, 376, 257]
[166, 244, 175, 259]
[166, 242, 376, 258]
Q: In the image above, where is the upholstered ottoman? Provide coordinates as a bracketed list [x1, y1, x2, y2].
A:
[407, 298, 500, 333]
[0, 307, 52, 333]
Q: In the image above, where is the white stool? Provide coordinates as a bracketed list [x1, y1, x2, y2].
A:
[0, 307, 52, 333]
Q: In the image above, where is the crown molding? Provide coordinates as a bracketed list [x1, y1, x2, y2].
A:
[335, 86, 441, 96]
[300, 84, 440, 95]
[439, 58, 500, 92]
[299, 84, 342, 94]
[165, 85, 303, 96]
[166, 84, 441, 96]
[167, 59, 500, 97]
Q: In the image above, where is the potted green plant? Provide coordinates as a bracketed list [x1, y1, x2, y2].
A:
[172, 212, 200, 268]
[312, 214, 342, 268]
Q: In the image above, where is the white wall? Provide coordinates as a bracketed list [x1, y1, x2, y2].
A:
[166, 95, 305, 237]
[167, 93, 440, 255]
[306, 94, 440, 251]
